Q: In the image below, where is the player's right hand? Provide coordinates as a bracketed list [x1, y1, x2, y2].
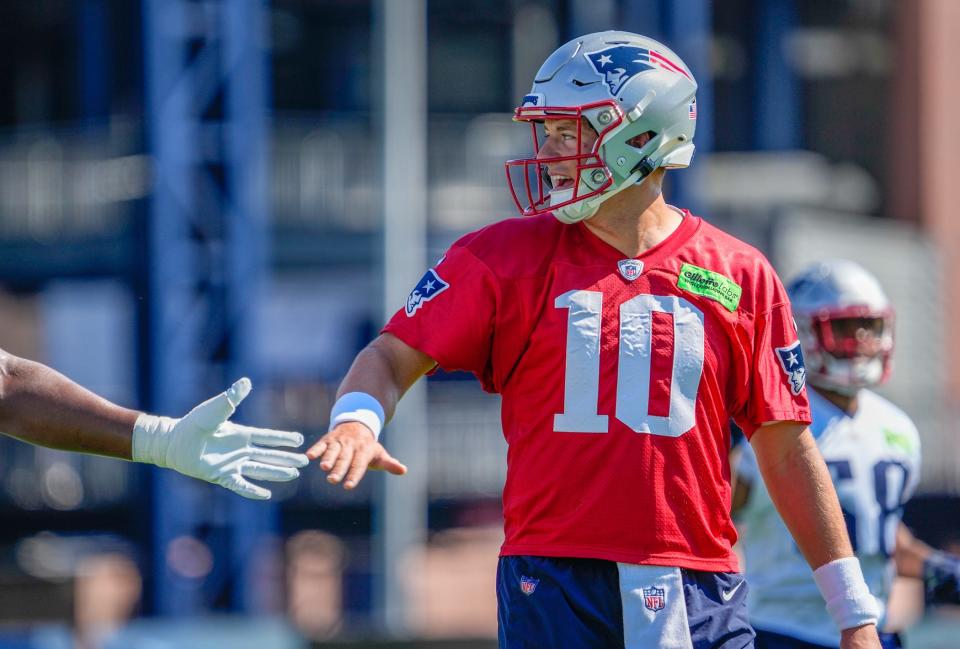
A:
[306, 421, 407, 490]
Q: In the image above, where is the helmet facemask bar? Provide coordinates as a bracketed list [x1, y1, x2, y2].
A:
[505, 101, 623, 218]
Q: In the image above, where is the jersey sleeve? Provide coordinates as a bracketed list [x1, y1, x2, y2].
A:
[733, 271, 812, 438]
[382, 242, 499, 390]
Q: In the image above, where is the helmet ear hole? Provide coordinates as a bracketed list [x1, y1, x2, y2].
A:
[627, 131, 656, 149]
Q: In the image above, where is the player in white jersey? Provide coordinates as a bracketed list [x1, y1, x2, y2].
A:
[734, 259, 960, 649]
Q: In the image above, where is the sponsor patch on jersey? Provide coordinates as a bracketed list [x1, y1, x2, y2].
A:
[617, 258, 644, 281]
[883, 428, 916, 455]
[677, 263, 742, 312]
[585, 45, 691, 97]
[775, 340, 807, 395]
[643, 586, 665, 612]
[519, 575, 539, 596]
[405, 268, 449, 317]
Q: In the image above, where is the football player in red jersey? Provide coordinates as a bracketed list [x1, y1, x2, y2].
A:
[0, 349, 308, 499]
[308, 31, 881, 649]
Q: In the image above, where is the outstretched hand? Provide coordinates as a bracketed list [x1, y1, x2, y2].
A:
[133, 378, 309, 500]
[306, 421, 407, 489]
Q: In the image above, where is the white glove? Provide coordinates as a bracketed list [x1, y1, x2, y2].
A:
[132, 378, 308, 500]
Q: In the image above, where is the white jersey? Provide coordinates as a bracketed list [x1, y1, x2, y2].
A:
[735, 388, 921, 646]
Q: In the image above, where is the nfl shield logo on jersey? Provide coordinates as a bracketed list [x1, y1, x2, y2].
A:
[617, 259, 644, 281]
[643, 586, 665, 612]
[519, 575, 539, 596]
[405, 268, 450, 317]
[775, 340, 807, 395]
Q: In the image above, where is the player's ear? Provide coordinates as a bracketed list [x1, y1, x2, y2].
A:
[627, 131, 656, 148]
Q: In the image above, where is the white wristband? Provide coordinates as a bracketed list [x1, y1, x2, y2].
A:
[813, 557, 880, 631]
[330, 392, 385, 441]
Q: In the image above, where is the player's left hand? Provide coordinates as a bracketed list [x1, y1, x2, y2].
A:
[132, 378, 309, 500]
[306, 421, 407, 489]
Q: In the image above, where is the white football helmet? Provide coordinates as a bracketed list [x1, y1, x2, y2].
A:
[505, 31, 698, 224]
[787, 259, 894, 395]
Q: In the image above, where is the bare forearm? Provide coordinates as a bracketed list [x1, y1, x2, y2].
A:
[895, 524, 933, 578]
[0, 352, 138, 459]
[753, 424, 853, 568]
[336, 334, 435, 422]
[306, 334, 434, 488]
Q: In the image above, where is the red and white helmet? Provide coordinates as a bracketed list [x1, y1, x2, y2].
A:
[505, 31, 698, 224]
[787, 259, 895, 394]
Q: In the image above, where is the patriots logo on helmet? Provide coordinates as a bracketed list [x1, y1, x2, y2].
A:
[776, 340, 807, 395]
[643, 586, 665, 612]
[585, 45, 691, 96]
[405, 268, 450, 317]
[519, 575, 539, 596]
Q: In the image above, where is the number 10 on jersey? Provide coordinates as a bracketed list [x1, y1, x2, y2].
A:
[554, 290, 706, 437]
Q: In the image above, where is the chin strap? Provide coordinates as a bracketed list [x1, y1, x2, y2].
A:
[631, 155, 657, 178]
[553, 167, 649, 224]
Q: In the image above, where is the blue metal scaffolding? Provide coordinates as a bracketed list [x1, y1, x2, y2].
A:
[142, 0, 271, 615]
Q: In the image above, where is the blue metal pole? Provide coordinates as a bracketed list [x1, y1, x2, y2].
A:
[656, 0, 712, 214]
[224, 0, 273, 614]
[142, 0, 273, 616]
[77, 0, 110, 123]
[753, 0, 800, 149]
[619, 0, 711, 213]
[143, 0, 204, 616]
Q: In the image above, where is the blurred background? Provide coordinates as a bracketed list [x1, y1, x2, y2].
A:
[0, 0, 957, 647]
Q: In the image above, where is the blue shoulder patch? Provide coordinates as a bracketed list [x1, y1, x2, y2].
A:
[775, 340, 807, 395]
[405, 268, 450, 317]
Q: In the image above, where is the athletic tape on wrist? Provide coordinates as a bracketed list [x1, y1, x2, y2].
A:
[131, 413, 178, 467]
[813, 557, 880, 631]
[330, 392, 385, 441]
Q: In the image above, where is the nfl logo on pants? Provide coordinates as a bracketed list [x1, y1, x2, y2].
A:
[643, 586, 665, 612]
[519, 575, 539, 596]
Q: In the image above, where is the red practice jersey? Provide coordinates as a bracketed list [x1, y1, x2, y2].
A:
[383, 211, 811, 572]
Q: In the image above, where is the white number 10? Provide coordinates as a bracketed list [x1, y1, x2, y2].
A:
[554, 290, 705, 437]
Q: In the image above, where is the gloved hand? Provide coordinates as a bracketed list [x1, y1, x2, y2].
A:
[924, 550, 960, 605]
[132, 378, 308, 499]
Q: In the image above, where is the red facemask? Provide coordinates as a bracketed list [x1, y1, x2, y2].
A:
[504, 100, 623, 217]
